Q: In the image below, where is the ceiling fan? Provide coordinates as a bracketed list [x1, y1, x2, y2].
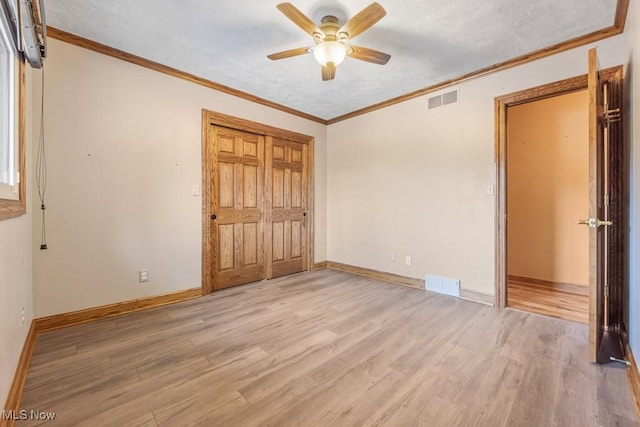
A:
[267, 2, 391, 81]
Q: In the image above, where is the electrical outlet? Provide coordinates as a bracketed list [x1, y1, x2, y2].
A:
[391, 253, 396, 262]
[192, 185, 201, 196]
[20, 306, 24, 327]
[139, 270, 149, 283]
[405, 256, 412, 266]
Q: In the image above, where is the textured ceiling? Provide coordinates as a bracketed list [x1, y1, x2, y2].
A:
[44, 0, 618, 120]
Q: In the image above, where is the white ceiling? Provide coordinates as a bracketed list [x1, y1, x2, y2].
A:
[44, 0, 618, 121]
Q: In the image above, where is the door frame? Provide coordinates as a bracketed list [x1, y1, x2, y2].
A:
[201, 110, 315, 295]
[494, 66, 622, 308]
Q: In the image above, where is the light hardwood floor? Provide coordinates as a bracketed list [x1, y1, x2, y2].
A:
[507, 277, 589, 324]
[18, 270, 637, 426]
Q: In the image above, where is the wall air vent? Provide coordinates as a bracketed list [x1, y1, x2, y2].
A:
[442, 89, 458, 105]
[427, 95, 442, 109]
[427, 89, 459, 110]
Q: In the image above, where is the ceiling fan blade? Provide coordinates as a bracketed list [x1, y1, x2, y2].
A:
[322, 63, 336, 81]
[347, 45, 390, 65]
[267, 47, 311, 60]
[277, 3, 323, 37]
[338, 2, 386, 40]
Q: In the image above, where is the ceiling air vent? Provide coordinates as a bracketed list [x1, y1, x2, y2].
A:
[428, 89, 459, 110]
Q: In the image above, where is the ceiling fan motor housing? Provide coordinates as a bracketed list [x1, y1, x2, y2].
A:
[319, 15, 343, 42]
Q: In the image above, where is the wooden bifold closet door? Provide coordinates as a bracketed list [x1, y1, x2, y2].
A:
[266, 137, 308, 279]
[210, 126, 265, 290]
[207, 121, 310, 291]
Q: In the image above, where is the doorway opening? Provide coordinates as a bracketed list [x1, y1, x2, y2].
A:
[505, 89, 590, 323]
[494, 66, 622, 320]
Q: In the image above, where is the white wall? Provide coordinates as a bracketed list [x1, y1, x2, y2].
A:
[0, 68, 33, 406]
[327, 36, 623, 296]
[624, 0, 640, 360]
[33, 39, 327, 317]
[0, 215, 32, 405]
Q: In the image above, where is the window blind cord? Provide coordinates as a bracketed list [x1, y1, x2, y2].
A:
[36, 66, 47, 250]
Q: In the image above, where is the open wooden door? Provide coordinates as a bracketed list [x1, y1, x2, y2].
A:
[586, 48, 625, 364]
[586, 48, 606, 362]
[605, 67, 626, 363]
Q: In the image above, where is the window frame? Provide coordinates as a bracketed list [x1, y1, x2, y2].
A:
[0, 0, 25, 221]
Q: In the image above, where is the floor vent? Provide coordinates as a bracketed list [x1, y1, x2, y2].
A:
[427, 89, 459, 110]
[425, 275, 460, 297]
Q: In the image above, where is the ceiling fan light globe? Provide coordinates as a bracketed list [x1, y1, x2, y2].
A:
[313, 41, 347, 66]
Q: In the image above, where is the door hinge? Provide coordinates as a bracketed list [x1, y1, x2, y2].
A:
[603, 108, 621, 124]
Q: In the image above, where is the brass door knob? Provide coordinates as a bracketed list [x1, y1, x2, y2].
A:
[578, 218, 612, 228]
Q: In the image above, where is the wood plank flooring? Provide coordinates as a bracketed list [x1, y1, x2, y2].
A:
[18, 270, 637, 426]
[507, 277, 589, 324]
